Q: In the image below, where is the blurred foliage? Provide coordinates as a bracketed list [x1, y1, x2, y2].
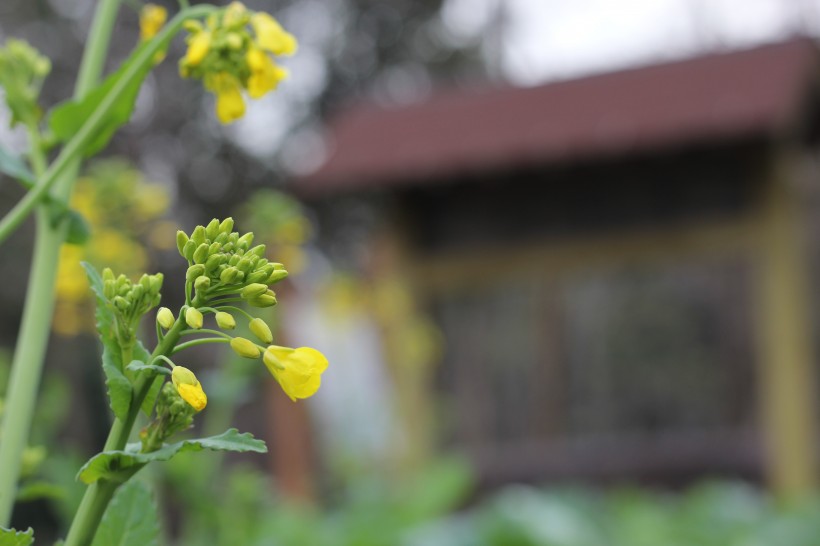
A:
[54, 159, 175, 336]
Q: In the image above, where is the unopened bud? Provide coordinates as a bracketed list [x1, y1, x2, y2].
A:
[114, 296, 129, 311]
[176, 231, 189, 256]
[237, 232, 254, 249]
[215, 312, 236, 330]
[220, 266, 239, 283]
[193, 243, 209, 264]
[230, 337, 261, 358]
[157, 307, 174, 329]
[249, 244, 266, 258]
[267, 269, 289, 284]
[191, 225, 206, 246]
[104, 280, 116, 299]
[219, 217, 234, 234]
[186, 264, 205, 282]
[205, 254, 223, 273]
[246, 270, 269, 284]
[194, 276, 211, 291]
[249, 318, 273, 344]
[248, 294, 277, 308]
[182, 239, 197, 262]
[241, 283, 268, 298]
[102, 268, 115, 282]
[226, 32, 243, 49]
[205, 218, 220, 240]
[185, 307, 203, 329]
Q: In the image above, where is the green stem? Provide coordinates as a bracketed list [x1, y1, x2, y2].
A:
[172, 337, 231, 354]
[63, 315, 186, 546]
[0, 4, 216, 245]
[0, 0, 123, 525]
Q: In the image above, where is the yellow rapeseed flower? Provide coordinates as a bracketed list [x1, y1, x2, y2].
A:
[245, 47, 288, 99]
[171, 366, 207, 411]
[250, 12, 297, 56]
[184, 31, 212, 67]
[140, 4, 167, 41]
[263, 345, 328, 401]
[205, 72, 245, 123]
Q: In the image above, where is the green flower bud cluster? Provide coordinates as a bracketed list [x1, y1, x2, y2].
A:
[176, 218, 287, 307]
[101, 268, 163, 345]
[0, 39, 51, 128]
[140, 382, 196, 453]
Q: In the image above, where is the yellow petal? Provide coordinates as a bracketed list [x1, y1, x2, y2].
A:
[183, 31, 211, 67]
[263, 346, 328, 401]
[216, 85, 246, 123]
[177, 383, 208, 411]
[250, 13, 297, 56]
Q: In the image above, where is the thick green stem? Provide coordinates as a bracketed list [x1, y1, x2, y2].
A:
[63, 315, 186, 546]
[0, 0, 123, 524]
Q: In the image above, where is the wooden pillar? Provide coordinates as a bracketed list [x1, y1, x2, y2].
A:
[755, 149, 818, 497]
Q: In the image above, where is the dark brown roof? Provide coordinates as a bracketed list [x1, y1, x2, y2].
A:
[299, 39, 819, 193]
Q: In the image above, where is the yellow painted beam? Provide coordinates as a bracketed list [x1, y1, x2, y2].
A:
[754, 151, 818, 498]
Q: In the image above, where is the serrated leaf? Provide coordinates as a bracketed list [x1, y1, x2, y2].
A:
[78, 429, 268, 484]
[0, 146, 34, 187]
[0, 527, 34, 546]
[103, 360, 132, 421]
[133, 342, 162, 416]
[126, 361, 170, 376]
[91, 480, 159, 546]
[48, 41, 157, 157]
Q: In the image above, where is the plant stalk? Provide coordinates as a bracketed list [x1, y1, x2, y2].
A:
[0, 0, 122, 524]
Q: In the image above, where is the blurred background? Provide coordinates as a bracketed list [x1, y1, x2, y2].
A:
[5, 0, 820, 544]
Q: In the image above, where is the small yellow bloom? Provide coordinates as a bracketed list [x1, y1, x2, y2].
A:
[140, 4, 167, 41]
[245, 47, 288, 99]
[171, 366, 207, 411]
[250, 13, 297, 56]
[183, 31, 212, 67]
[263, 345, 328, 401]
[205, 72, 245, 123]
[223, 1, 249, 27]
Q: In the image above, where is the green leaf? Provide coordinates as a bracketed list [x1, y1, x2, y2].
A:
[91, 480, 159, 546]
[0, 146, 34, 187]
[103, 360, 132, 421]
[78, 429, 268, 484]
[125, 361, 171, 376]
[48, 40, 156, 157]
[83, 262, 133, 419]
[0, 527, 34, 546]
[134, 342, 162, 417]
[65, 209, 91, 245]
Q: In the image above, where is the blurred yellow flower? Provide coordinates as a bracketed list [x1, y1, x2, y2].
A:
[263, 345, 328, 401]
[246, 47, 287, 99]
[205, 72, 245, 123]
[184, 31, 211, 67]
[250, 13, 297, 56]
[140, 4, 167, 41]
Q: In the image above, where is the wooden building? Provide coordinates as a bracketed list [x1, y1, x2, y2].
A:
[296, 39, 820, 497]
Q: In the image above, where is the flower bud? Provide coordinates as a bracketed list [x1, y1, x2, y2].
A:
[186, 264, 206, 282]
[219, 217, 234, 234]
[241, 283, 268, 298]
[103, 268, 115, 282]
[208, 242, 221, 254]
[215, 311, 236, 330]
[157, 307, 174, 329]
[104, 280, 116, 299]
[245, 270, 269, 284]
[248, 294, 277, 308]
[249, 244, 266, 258]
[194, 276, 211, 291]
[214, 231, 228, 244]
[249, 317, 273, 344]
[176, 231, 189, 256]
[191, 225, 206, 246]
[220, 266, 239, 283]
[236, 256, 254, 273]
[237, 232, 254, 249]
[192, 243, 210, 264]
[114, 296, 129, 311]
[230, 337, 261, 358]
[267, 269, 289, 284]
[185, 307, 203, 329]
[271, 262, 286, 271]
[182, 239, 197, 262]
[205, 254, 223, 273]
[150, 273, 163, 294]
[171, 366, 207, 411]
[205, 218, 220, 240]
